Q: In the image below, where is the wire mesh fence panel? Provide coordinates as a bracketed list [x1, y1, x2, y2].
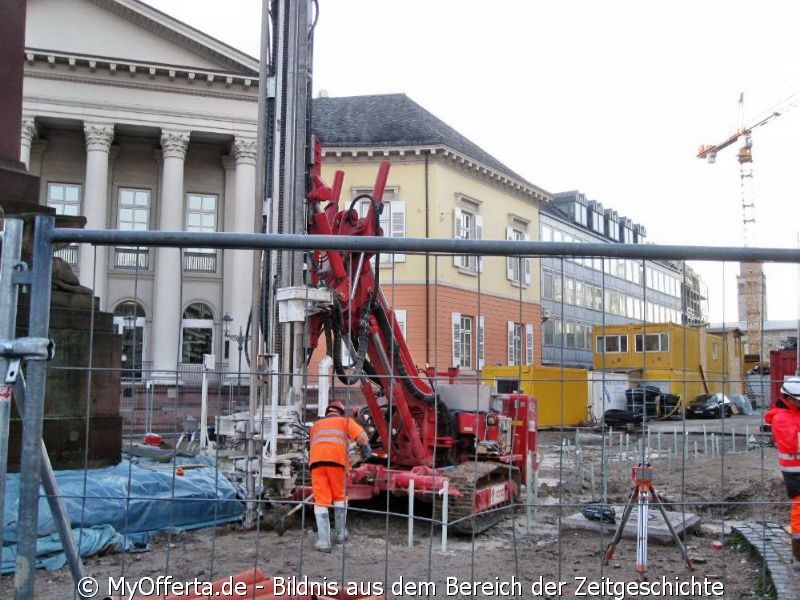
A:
[1, 220, 798, 599]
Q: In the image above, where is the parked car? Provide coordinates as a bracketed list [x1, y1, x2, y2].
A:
[685, 393, 732, 418]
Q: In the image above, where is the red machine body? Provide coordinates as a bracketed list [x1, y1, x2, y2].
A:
[769, 345, 798, 406]
[303, 140, 537, 531]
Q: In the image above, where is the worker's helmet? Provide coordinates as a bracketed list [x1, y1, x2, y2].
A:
[326, 401, 346, 416]
[780, 377, 800, 403]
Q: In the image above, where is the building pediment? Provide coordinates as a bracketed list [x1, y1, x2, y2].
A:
[26, 0, 258, 76]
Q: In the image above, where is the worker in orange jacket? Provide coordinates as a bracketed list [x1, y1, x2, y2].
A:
[309, 401, 371, 552]
[764, 376, 800, 570]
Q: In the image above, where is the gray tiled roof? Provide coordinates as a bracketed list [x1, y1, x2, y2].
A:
[312, 93, 533, 187]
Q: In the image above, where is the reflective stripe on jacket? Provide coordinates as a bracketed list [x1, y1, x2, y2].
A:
[765, 402, 800, 472]
[309, 414, 368, 467]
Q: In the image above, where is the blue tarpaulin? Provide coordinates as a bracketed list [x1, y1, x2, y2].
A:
[2, 455, 243, 573]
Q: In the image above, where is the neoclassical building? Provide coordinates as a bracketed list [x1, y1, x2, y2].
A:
[22, 0, 259, 378]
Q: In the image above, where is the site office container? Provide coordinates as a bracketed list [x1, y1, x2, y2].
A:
[481, 365, 589, 427]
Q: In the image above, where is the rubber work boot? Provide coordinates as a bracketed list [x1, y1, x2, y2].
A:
[333, 500, 349, 543]
[792, 538, 800, 572]
[314, 507, 332, 553]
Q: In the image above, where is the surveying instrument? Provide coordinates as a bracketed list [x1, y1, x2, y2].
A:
[603, 462, 693, 579]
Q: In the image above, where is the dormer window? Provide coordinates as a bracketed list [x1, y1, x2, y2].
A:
[574, 200, 588, 227]
[623, 223, 635, 244]
[605, 211, 620, 242]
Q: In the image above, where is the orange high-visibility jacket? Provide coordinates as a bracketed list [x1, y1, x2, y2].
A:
[765, 402, 800, 473]
[309, 414, 368, 468]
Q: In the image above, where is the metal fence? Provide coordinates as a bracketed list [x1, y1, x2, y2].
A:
[2, 215, 800, 599]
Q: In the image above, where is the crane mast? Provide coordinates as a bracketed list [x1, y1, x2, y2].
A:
[697, 92, 800, 364]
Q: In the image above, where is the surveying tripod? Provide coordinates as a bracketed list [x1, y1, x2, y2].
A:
[603, 463, 693, 579]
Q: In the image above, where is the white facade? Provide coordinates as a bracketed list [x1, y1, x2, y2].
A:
[22, 0, 259, 378]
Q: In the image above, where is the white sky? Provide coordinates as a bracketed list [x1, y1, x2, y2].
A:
[147, 0, 800, 324]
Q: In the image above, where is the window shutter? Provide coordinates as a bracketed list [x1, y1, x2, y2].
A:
[506, 227, 515, 280]
[452, 312, 462, 367]
[453, 208, 463, 267]
[478, 315, 485, 370]
[391, 200, 406, 263]
[524, 233, 531, 284]
[525, 324, 534, 365]
[475, 214, 484, 272]
[507, 321, 515, 366]
[393, 309, 407, 337]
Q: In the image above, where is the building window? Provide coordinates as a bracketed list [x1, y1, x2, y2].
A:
[596, 334, 628, 353]
[451, 313, 484, 370]
[564, 277, 575, 305]
[506, 225, 531, 285]
[459, 315, 472, 369]
[507, 322, 522, 366]
[113, 301, 146, 379]
[355, 188, 405, 264]
[47, 183, 81, 267]
[574, 201, 588, 227]
[543, 320, 559, 346]
[623, 224, 635, 243]
[606, 216, 620, 241]
[48, 182, 81, 216]
[181, 302, 214, 364]
[116, 188, 150, 269]
[634, 333, 669, 352]
[454, 203, 482, 272]
[591, 210, 603, 233]
[184, 193, 217, 272]
[543, 271, 562, 301]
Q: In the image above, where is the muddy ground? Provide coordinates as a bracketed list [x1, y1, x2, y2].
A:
[2, 425, 792, 599]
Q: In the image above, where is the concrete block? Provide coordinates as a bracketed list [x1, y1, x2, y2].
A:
[562, 505, 701, 543]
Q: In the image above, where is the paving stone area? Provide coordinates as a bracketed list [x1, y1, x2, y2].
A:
[734, 521, 799, 600]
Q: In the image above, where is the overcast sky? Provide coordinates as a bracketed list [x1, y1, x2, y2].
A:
[146, 0, 800, 324]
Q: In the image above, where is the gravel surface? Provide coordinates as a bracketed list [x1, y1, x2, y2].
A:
[2, 424, 789, 599]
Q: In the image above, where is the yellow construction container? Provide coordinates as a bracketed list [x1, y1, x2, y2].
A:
[481, 365, 589, 428]
[592, 322, 746, 404]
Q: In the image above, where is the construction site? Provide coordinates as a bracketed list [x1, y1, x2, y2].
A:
[2, 1, 800, 599]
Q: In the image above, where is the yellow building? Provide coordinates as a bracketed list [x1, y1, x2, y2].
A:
[592, 322, 746, 404]
[314, 94, 550, 374]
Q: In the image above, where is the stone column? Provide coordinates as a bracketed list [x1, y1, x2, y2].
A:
[229, 136, 257, 337]
[151, 130, 190, 377]
[220, 154, 236, 340]
[81, 122, 115, 309]
[19, 117, 37, 169]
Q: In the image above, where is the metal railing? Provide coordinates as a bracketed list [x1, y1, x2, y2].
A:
[183, 250, 217, 273]
[53, 244, 78, 267]
[113, 246, 149, 269]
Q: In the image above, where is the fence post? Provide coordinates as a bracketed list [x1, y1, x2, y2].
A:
[15, 215, 55, 598]
[0, 219, 23, 553]
[441, 479, 449, 554]
[408, 479, 415, 547]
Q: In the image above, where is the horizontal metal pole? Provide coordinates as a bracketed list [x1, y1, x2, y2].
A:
[49, 228, 800, 263]
[0, 337, 54, 360]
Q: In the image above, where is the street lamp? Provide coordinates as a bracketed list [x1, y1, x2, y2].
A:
[223, 312, 250, 406]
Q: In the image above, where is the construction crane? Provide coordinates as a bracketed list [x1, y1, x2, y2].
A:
[697, 91, 800, 364]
